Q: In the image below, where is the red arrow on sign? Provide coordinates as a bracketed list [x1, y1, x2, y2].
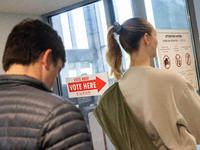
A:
[68, 76, 107, 93]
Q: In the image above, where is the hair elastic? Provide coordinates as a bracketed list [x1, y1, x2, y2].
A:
[113, 22, 122, 35]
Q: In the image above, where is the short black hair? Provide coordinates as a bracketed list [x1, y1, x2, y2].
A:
[3, 18, 66, 71]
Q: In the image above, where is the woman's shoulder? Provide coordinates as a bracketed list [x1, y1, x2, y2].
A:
[153, 68, 186, 81]
[126, 65, 182, 78]
[125, 66, 188, 87]
[147, 67, 189, 90]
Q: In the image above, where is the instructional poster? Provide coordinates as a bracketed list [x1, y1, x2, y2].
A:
[156, 29, 198, 90]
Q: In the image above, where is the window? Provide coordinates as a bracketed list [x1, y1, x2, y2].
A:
[51, 1, 114, 148]
[145, 0, 190, 30]
[45, 0, 200, 149]
[113, 0, 133, 24]
[50, 1, 134, 149]
[51, 1, 108, 81]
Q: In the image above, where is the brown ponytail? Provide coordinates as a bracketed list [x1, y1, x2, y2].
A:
[106, 27, 123, 80]
[106, 18, 152, 80]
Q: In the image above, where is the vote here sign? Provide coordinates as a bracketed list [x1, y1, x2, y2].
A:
[66, 72, 109, 98]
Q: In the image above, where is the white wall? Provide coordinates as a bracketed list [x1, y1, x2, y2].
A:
[0, 12, 42, 74]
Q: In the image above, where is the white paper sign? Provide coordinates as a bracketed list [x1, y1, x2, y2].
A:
[156, 29, 198, 90]
[66, 72, 109, 98]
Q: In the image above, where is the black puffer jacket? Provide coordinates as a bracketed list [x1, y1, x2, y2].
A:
[0, 75, 94, 150]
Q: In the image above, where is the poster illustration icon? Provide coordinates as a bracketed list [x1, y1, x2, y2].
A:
[185, 53, 191, 66]
[163, 55, 171, 69]
[175, 54, 182, 67]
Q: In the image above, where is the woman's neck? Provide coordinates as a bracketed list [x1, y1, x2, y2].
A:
[129, 50, 151, 67]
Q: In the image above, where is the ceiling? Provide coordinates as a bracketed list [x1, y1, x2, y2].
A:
[0, 0, 84, 15]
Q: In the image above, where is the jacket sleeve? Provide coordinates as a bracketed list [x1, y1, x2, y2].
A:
[38, 102, 94, 150]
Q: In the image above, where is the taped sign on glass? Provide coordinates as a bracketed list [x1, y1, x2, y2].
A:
[66, 72, 109, 98]
[156, 29, 199, 90]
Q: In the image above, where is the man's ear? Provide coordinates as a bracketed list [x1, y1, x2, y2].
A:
[41, 49, 52, 70]
[143, 33, 150, 46]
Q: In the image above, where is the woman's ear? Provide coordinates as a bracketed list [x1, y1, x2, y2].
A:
[41, 49, 52, 70]
[143, 33, 150, 46]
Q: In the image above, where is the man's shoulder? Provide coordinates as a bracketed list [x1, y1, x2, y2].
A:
[7, 80, 77, 115]
[48, 93, 77, 110]
[30, 87, 76, 112]
[43, 94, 81, 124]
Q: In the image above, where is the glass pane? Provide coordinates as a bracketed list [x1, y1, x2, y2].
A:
[51, 1, 108, 80]
[60, 13, 72, 49]
[144, 0, 190, 30]
[72, 8, 89, 49]
[113, 0, 133, 24]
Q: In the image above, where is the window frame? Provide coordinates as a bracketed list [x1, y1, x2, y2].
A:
[187, 0, 200, 93]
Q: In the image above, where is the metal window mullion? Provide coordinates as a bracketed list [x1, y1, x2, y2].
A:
[186, 0, 200, 91]
[103, 0, 116, 29]
[130, 0, 147, 19]
[67, 11, 78, 49]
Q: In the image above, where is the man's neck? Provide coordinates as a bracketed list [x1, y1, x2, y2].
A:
[6, 64, 42, 81]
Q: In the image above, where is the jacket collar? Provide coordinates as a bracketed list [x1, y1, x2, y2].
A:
[0, 74, 52, 92]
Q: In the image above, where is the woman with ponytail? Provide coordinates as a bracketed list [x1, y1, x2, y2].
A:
[106, 18, 153, 80]
[95, 17, 200, 150]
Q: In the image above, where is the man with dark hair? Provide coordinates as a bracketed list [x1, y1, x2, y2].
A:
[0, 19, 94, 150]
